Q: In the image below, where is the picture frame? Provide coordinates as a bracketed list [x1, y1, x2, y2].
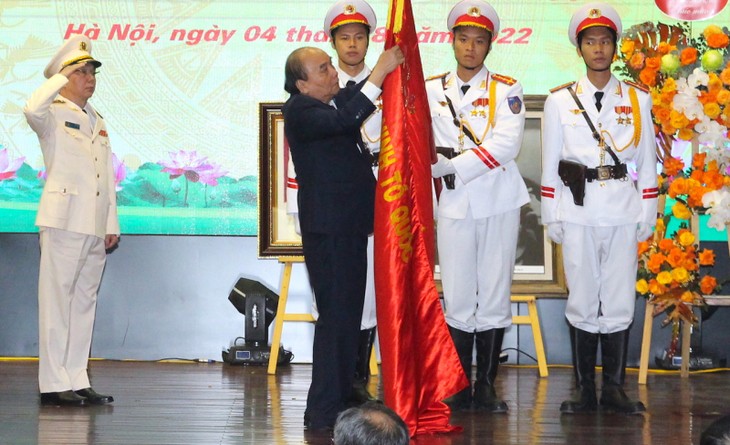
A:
[257, 99, 566, 295]
[258, 102, 303, 258]
[510, 95, 566, 295]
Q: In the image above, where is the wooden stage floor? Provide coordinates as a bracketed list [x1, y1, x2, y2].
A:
[0, 360, 727, 444]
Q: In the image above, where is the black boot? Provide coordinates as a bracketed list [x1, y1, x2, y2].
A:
[473, 328, 508, 413]
[599, 330, 646, 414]
[561, 326, 599, 413]
[443, 326, 474, 411]
[348, 327, 379, 406]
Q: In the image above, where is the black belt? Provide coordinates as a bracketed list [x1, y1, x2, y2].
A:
[585, 164, 627, 182]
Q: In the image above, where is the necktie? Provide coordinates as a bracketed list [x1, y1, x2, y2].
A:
[461, 84, 470, 96]
[594, 91, 604, 112]
[346, 80, 356, 87]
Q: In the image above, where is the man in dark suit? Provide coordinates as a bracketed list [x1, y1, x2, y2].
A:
[283, 45, 403, 432]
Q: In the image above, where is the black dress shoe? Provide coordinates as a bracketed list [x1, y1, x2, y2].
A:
[40, 390, 87, 406]
[75, 388, 114, 405]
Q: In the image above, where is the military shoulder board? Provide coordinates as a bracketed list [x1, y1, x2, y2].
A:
[52, 99, 66, 104]
[624, 80, 649, 93]
[426, 72, 449, 82]
[549, 81, 575, 93]
[491, 73, 517, 86]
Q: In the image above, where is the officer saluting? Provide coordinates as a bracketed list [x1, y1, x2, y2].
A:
[24, 35, 120, 406]
[428, 0, 529, 413]
[541, 3, 658, 414]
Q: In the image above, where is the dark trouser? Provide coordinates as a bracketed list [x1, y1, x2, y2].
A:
[302, 232, 368, 428]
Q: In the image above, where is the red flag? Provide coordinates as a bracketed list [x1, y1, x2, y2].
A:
[374, 0, 468, 436]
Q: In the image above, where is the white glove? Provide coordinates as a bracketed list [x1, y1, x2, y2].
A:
[637, 223, 653, 241]
[546, 222, 564, 244]
[290, 213, 302, 236]
[431, 153, 456, 178]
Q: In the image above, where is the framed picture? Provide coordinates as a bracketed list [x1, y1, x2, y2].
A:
[511, 95, 566, 295]
[258, 102, 303, 258]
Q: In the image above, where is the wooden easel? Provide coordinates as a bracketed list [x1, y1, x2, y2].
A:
[267, 257, 379, 376]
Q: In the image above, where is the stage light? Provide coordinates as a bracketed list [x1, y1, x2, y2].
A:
[223, 277, 292, 366]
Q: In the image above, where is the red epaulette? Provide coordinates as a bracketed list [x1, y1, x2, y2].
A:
[491, 73, 517, 86]
[549, 81, 575, 93]
[426, 72, 448, 82]
[625, 80, 650, 93]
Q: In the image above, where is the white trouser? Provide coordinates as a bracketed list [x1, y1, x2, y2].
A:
[438, 208, 519, 332]
[562, 222, 637, 334]
[312, 234, 376, 330]
[38, 227, 106, 393]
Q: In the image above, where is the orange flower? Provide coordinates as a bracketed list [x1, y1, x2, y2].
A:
[717, 89, 730, 105]
[720, 67, 730, 85]
[638, 241, 650, 256]
[707, 32, 730, 49]
[666, 247, 685, 268]
[645, 56, 661, 70]
[680, 47, 698, 65]
[692, 152, 708, 170]
[647, 253, 667, 274]
[687, 186, 709, 208]
[677, 127, 694, 140]
[708, 72, 723, 91]
[657, 42, 675, 55]
[639, 68, 658, 87]
[668, 177, 689, 197]
[700, 275, 718, 294]
[703, 169, 725, 190]
[658, 238, 675, 252]
[629, 52, 646, 70]
[681, 291, 695, 303]
[698, 249, 716, 266]
[649, 279, 666, 296]
[663, 156, 685, 177]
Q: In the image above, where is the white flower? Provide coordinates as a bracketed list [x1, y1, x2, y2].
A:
[697, 120, 728, 147]
[701, 141, 730, 167]
[702, 187, 730, 231]
[673, 90, 703, 120]
[687, 68, 709, 88]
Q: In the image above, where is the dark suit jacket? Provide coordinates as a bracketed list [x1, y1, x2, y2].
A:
[283, 85, 376, 235]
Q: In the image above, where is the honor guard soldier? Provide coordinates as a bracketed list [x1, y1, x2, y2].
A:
[427, 0, 529, 413]
[541, 3, 658, 414]
[287, 0, 382, 407]
[24, 35, 120, 407]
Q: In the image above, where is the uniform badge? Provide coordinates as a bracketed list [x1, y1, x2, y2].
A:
[508, 96, 522, 114]
[99, 130, 108, 137]
[65, 121, 80, 130]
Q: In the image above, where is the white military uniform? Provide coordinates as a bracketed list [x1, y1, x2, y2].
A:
[541, 75, 658, 334]
[427, 66, 529, 332]
[285, 64, 382, 330]
[25, 73, 119, 393]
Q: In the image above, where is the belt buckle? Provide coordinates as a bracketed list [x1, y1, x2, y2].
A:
[596, 166, 611, 181]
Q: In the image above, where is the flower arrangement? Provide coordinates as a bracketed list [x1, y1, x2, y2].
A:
[616, 22, 730, 151]
[619, 22, 729, 329]
[636, 220, 719, 325]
